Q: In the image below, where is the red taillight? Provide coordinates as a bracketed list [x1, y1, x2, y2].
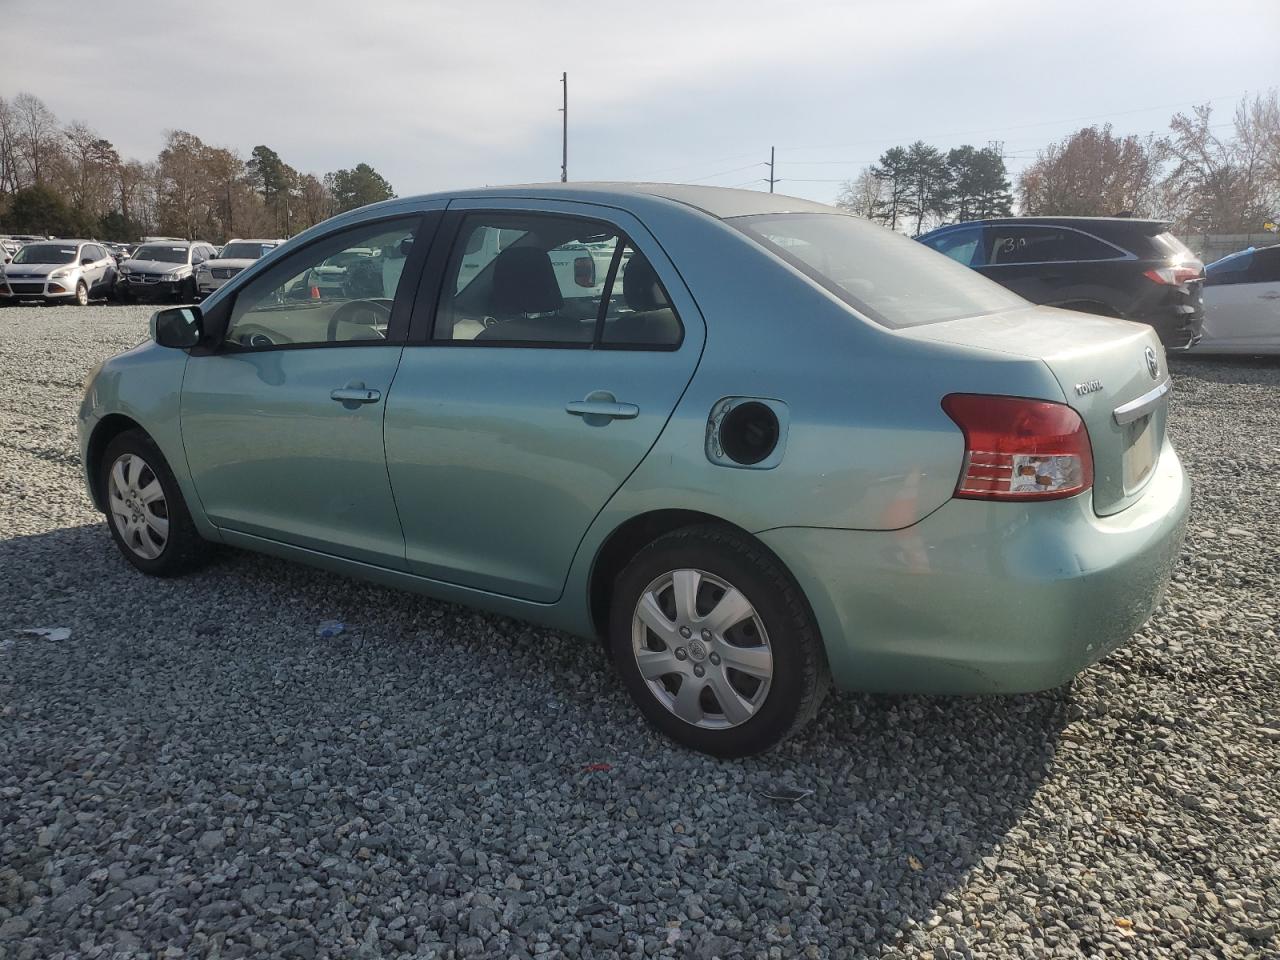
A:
[942, 394, 1093, 501]
[1144, 264, 1201, 286]
[573, 255, 595, 288]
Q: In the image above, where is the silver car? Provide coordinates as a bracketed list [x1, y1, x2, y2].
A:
[194, 239, 284, 298]
[0, 240, 116, 305]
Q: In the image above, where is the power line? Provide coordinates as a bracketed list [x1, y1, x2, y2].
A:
[677, 161, 766, 184]
[774, 91, 1249, 154]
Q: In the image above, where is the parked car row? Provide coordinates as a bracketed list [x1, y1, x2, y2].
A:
[917, 216, 1207, 351]
[916, 216, 1279, 355]
[0, 237, 282, 306]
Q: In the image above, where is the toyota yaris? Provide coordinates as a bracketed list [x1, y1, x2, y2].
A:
[78, 184, 1189, 756]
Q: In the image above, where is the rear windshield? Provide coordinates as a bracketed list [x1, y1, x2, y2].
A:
[11, 243, 77, 264]
[133, 245, 189, 263]
[219, 242, 275, 260]
[1149, 231, 1197, 262]
[731, 213, 1025, 328]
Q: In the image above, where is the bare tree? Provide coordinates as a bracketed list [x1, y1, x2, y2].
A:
[0, 97, 23, 197]
[63, 121, 120, 225]
[1019, 124, 1167, 218]
[836, 168, 885, 220]
[11, 92, 63, 187]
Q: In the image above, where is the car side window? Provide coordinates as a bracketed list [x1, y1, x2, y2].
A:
[224, 217, 420, 350]
[1206, 251, 1253, 286]
[435, 213, 619, 344]
[599, 246, 682, 347]
[1248, 248, 1280, 283]
[923, 227, 983, 267]
[985, 226, 1119, 265]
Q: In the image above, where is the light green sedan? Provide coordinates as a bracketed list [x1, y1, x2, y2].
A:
[78, 184, 1189, 756]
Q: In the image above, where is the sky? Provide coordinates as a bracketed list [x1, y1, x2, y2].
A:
[2, 0, 1277, 206]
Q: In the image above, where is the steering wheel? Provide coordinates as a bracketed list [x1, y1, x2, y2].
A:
[326, 298, 393, 342]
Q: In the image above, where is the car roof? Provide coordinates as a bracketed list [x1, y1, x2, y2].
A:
[398, 182, 837, 220]
[929, 216, 1172, 230]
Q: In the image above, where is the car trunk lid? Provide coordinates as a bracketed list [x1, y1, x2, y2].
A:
[901, 305, 1171, 515]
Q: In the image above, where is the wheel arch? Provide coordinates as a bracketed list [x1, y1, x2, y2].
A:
[586, 509, 804, 643]
[85, 413, 147, 511]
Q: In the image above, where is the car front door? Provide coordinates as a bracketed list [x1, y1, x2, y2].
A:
[180, 211, 439, 568]
[383, 202, 706, 602]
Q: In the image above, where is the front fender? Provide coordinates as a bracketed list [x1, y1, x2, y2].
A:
[78, 341, 220, 539]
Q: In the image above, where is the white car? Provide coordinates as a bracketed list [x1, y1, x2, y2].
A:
[195, 239, 284, 298]
[1194, 245, 1280, 355]
[0, 240, 117, 306]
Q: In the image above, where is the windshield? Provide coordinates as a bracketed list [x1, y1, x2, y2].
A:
[732, 213, 1025, 328]
[219, 242, 275, 260]
[12, 243, 78, 265]
[133, 245, 189, 264]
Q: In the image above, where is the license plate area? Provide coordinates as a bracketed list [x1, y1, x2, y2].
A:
[1122, 413, 1157, 493]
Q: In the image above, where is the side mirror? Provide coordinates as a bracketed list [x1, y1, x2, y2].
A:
[81, 258, 94, 266]
[151, 307, 203, 348]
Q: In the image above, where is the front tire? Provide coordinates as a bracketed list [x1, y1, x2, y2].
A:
[75, 280, 89, 306]
[609, 525, 829, 757]
[101, 430, 209, 576]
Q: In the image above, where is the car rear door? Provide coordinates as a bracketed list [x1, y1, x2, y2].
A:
[383, 200, 706, 602]
[1205, 248, 1280, 349]
[978, 224, 1131, 310]
[180, 211, 440, 568]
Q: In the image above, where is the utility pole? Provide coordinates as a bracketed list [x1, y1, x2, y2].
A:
[560, 72, 568, 183]
[767, 146, 776, 193]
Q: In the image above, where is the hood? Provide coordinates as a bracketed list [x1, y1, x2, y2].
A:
[201, 258, 256, 270]
[125, 259, 190, 275]
[1, 262, 69, 278]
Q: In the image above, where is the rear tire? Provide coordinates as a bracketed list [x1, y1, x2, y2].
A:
[101, 430, 210, 576]
[609, 524, 829, 757]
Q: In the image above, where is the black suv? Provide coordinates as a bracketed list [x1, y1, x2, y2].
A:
[917, 217, 1205, 350]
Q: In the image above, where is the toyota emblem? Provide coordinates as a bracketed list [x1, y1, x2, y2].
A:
[1144, 346, 1159, 380]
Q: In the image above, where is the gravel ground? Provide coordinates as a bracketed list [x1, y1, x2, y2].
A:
[1, 303, 1277, 960]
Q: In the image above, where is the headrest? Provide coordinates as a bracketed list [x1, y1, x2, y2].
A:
[490, 247, 562, 315]
[622, 254, 669, 312]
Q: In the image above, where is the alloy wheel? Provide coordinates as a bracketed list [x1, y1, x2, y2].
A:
[631, 568, 773, 729]
[107, 453, 169, 560]
[76, 282, 88, 306]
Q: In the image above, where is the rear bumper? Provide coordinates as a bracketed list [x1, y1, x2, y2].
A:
[759, 439, 1190, 694]
[1134, 288, 1204, 351]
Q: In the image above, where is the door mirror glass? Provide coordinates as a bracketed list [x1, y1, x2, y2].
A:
[152, 307, 203, 348]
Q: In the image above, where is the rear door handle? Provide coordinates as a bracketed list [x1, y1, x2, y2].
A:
[330, 387, 381, 404]
[566, 391, 639, 421]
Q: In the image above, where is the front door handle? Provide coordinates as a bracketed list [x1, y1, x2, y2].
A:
[330, 386, 381, 404]
[566, 390, 639, 423]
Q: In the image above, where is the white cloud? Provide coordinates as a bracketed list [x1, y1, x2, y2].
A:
[3, 0, 1277, 203]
